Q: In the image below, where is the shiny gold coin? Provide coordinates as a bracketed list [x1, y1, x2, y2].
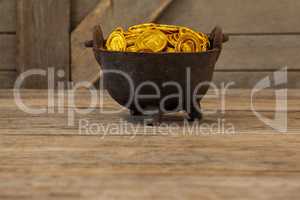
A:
[180, 28, 200, 40]
[200, 42, 208, 51]
[181, 27, 210, 50]
[126, 45, 138, 52]
[106, 24, 210, 53]
[156, 24, 180, 33]
[176, 33, 202, 52]
[179, 27, 210, 51]
[180, 27, 208, 43]
[182, 40, 196, 52]
[167, 33, 180, 47]
[123, 32, 132, 36]
[128, 23, 156, 33]
[135, 30, 168, 52]
[125, 34, 139, 46]
[198, 32, 210, 48]
[198, 32, 209, 41]
[167, 47, 176, 53]
[124, 31, 139, 36]
[106, 30, 127, 51]
[179, 27, 197, 36]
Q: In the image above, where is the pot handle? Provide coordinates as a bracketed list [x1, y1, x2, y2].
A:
[210, 26, 229, 50]
[85, 25, 105, 49]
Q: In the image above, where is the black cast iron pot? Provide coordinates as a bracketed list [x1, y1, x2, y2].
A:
[86, 25, 228, 123]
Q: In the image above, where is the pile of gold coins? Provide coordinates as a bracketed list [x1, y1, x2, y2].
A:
[106, 23, 210, 53]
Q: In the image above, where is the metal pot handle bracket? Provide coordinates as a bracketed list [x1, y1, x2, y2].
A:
[85, 25, 105, 49]
[93, 25, 105, 49]
[210, 26, 229, 50]
[85, 25, 105, 65]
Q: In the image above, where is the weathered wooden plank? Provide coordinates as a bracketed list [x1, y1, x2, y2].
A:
[0, 35, 16, 70]
[71, 0, 174, 84]
[0, 71, 16, 88]
[0, 134, 300, 199]
[0, 88, 299, 135]
[17, 0, 71, 88]
[71, 0, 100, 30]
[0, 0, 101, 32]
[159, 0, 300, 33]
[0, 174, 299, 200]
[0, 0, 16, 32]
[0, 88, 300, 198]
[4, 0, 300, 35]
[213, 71, 300, 88]
[0, 134, 300, 175]
[217, 35, 300, 70]
[0, 89, 299, 111]
[0, 109, 299, 135]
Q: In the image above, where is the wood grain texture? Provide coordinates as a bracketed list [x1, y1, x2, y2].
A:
[158, 0, 300, 33]
[17, 0, 71, 88]
[0, 71, 16, 88]
[0, 89, 299, 111]
[213, 71, 300, 88]
[71, 0, 100, 29]
[1, 109, 299, 135]
[0, 173, 299, 200]
[0, 35, 16, 70]
[71, 0, 111, 85]
[0, 90, 299, 135]
[3, 0, 300, 34]
[217, 35, 300, 70]
[0, 0, 16, 32]
[0, 89, 300, 199]
[0, 0, 101, 32]
[71, 0, 174, 84]
[1, 134, 300, 176]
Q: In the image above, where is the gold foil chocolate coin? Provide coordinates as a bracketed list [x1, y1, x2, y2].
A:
[105, 23, 210, 53]
[135, 30, 168, 52]
[176, 33, 202, 52]
[167, 47, 176, 53]
[106, 29, 126, 51]
[128, 23, 156, 33]
[126, 45, 138, 52]
[156, 24, 180, 33]
[167, 33, 180, 47]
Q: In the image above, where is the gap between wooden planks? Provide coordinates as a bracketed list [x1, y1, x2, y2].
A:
[0, 89, 299, 136]
[71, 0, 174, 85]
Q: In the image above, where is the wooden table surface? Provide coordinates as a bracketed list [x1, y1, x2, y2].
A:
[0, 89, 299, 200]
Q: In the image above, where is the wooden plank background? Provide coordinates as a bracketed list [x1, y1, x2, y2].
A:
[159, 0, 300, 34]
[158, 0, 300, 87]
[0, 0, 99, 88]
[0, 35, 16, 71]
[0, 0, 300, 88]
[0, 0, 16, 32]
[17, 0, 71, 88]
[0, 0, 17, 88]
[0, 0, 98, 32]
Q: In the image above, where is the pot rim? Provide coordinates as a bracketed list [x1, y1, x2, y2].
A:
[94, 47, 220, 56]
